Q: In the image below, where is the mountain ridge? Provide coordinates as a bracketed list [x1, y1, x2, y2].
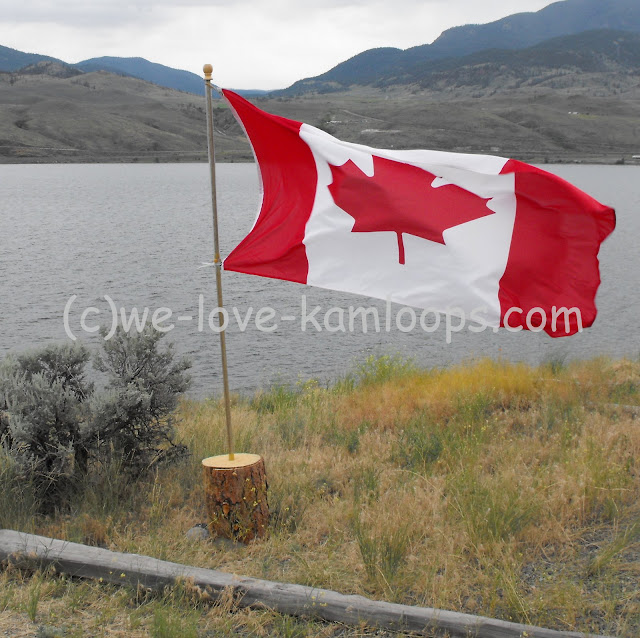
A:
[281, 0, 640, 95]
[380, 29, 640, 90]
[2, 0, 640, 97]
[76, 56, 205, 95]
[0, 44, 63, 71]
[0, 45, 269, 97]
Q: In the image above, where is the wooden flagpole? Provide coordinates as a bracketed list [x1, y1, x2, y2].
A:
[201, 65, 269, 542]
[203, 64, 234, 461]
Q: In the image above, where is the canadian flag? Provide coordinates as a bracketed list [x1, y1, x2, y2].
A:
[221, 90, 615, 337]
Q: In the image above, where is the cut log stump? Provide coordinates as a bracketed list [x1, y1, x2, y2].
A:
[202, 453, 268, 543]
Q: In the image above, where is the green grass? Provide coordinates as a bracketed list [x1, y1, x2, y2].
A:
[352, 513, 413, 599]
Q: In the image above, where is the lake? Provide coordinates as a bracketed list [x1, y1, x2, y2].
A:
[0, 162, 638, 397]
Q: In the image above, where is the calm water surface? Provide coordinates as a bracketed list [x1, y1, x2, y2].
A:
[0, 162, 638, 396]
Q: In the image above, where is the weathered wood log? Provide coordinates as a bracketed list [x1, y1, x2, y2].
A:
[0, 530, 611, 638]
[202, 453, 268, 543]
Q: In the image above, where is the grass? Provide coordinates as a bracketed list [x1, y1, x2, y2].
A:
[1, 355, 640, 636]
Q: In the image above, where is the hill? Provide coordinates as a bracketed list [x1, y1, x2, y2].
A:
[249, 28, 640, 164]
[2, 20, 640, 164]
[0, 45, 273, 98]
[76, 56, 205, 96]
[0, 65, 250, 164]
[0, 44, 63, 72]
[280, 29, 640, 96]
[1, 54, 640, 165]
[379, 29, 640, 90]
[429, 0, 640, 58]
[75, 57, 271, 97]
[2, 0, 639, 101]
[282, 0, 640, 95]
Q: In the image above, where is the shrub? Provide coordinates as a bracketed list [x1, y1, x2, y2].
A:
[0, 343, 93, 504]
[90, 326, 191, 474]
[0, 327, 191, 509]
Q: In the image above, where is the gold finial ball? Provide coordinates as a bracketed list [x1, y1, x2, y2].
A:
[203, 64, 213, 79]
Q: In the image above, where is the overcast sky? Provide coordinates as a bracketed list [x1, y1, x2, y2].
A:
[3, 0, 557, 90]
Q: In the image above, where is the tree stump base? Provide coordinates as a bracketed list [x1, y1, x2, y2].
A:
[202, 453, 269, 543]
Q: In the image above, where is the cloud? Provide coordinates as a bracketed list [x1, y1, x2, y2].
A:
[2, 0, 230, 23]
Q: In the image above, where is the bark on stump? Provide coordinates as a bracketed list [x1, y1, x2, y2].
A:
[202, 453, 269, 543]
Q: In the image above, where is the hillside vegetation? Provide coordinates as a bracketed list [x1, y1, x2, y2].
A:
[2, 8, 640, 164]
[2, 60, 640, 165]
[0, 65, 240, 164]
[1, 356, 639, 637]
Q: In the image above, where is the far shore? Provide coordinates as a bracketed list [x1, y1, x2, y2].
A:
[1, 151, 638, 166]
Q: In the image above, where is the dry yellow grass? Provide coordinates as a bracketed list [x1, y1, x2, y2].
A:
[1, 355, 639, 637]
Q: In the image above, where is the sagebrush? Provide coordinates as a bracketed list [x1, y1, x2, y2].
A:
[0, 326, 190, 510]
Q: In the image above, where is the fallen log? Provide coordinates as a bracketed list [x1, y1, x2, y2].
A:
[0, 530, 610, 638]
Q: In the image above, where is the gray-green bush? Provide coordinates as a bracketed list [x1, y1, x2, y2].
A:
[90, 326, 191, 474]
[0, 327, 190, 510]
[0, 342, 93, 504]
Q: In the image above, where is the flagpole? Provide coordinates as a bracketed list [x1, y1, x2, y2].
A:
[203, 64, 234, 461]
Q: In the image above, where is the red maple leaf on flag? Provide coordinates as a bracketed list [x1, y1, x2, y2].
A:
[328, 155, 494, 264]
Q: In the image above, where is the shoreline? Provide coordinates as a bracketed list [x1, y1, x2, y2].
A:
[1, 152, 637, 166]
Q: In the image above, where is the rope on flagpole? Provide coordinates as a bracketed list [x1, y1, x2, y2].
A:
[203, 63, 234, 462]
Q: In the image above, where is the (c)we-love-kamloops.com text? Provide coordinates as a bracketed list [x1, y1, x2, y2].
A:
[63, 294, 582, 344]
